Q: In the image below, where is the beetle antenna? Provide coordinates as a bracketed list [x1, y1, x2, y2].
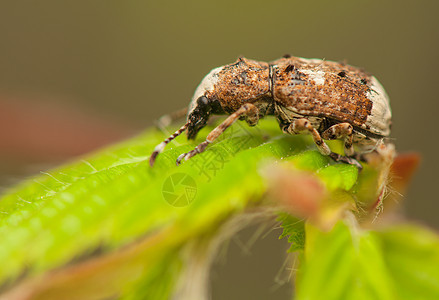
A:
[149, 122, 189, 166]
[155, 107, 188, 130]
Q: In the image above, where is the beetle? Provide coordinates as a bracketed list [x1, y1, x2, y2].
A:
[149, 56, 392, 168]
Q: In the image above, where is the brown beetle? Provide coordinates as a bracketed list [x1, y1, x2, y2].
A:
[149, 56, 391, 168]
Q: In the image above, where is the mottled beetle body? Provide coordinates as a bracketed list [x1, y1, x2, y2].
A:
[150, 56, 391, 167]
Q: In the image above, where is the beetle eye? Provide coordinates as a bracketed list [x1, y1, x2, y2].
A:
[198, 96, 208, 105]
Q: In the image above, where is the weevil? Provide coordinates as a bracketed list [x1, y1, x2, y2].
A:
[149, 56, 392, 168]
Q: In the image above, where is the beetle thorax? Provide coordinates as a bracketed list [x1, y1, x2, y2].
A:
[187, 66, 223, 116]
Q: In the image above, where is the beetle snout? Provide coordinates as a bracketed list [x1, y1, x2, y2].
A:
[187, 113, 208, 140]
[186, 96, 216, 140]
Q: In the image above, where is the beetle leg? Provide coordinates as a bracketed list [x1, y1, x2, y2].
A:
[245, 105, 259, 126]
[176, 103, 259, 165]
[320, 123, 363, 168]
[285, 118, 331, 156]
[284, 118, 362, 168]
[321, 122, 354, 156]
[329, 152, 363, 169]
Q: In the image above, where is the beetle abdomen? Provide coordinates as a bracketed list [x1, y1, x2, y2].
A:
[271, 57, 391, 136]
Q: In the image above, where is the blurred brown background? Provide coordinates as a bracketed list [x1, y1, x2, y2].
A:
[0, 1, 438, 299]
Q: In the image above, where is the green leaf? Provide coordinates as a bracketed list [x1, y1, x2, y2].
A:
[298, 221, 396, 300]
[296, 220, 439, 300]
[0, 119, 358, 298]
[2, 118, 392, 299]
[277, 212, 305, 252]
[317, 164, 358, 191]
[374, 225, 439, 300]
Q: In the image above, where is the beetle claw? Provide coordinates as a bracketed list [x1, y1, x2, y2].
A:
[329, 152, 363, 171]
[176, 153, 187, 165]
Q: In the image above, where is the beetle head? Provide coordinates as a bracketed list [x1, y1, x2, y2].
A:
[186, 66, 224, 139]
[186, 96, 211, 139]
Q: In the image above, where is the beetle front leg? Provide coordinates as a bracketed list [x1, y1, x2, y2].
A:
[176, 103, 259, 165]
[321, 122, 354, 156]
